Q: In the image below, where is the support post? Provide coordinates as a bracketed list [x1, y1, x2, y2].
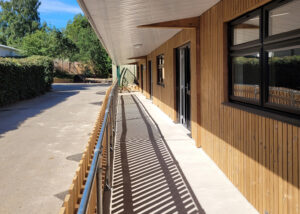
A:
[196, 27, 201, 148]
[117, 65, 121, 86]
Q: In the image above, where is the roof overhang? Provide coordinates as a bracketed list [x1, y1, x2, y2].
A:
[77, 0, 220, 65]
[0, 44, 20, 52]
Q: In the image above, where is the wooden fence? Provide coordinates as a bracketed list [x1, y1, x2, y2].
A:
[233, 84, 260, 100]
[269, 86, 300, 109]
[59, 83, 114, 214]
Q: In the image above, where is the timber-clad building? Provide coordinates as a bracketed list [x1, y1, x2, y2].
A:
[78, 0, 300, 213]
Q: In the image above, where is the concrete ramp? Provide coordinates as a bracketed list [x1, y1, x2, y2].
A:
[110, 94, 203, 214]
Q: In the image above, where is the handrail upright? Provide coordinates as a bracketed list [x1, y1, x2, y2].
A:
[77, 82, 118, 214]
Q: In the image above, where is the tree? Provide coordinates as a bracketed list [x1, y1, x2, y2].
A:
[0, 0, 111, 78]
[21, 29, 55, 57]
[65, 14, 112, 77]
[64, 14, 89, 61]
[53, 30, 78, 61]
[0, 0, 40, 46]
[21, 28, 78, 60]
[88, 30, 112, 77]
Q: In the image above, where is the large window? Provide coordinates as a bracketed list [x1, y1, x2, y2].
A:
[229, 0, 300, 116]
[157, 54, 165, 86]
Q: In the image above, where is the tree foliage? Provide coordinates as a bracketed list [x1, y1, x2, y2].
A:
[0, 0, 40, 46]
[20, 29, 56, 57]
[21, 28, 78, 60]
[65, 14, 111, 77]
[0, 1, 111, 77]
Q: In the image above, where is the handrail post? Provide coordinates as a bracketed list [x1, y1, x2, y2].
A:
[77, 82, 118, 214]
[112, 88, 116, 137]
[96, 163, 103, 214]
[106, 119, 111, 188]
[109, 103, 113, 184]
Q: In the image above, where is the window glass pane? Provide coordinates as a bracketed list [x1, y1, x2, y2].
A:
[233, 15, 260, 45]
[157, 55, 164, 85]
[232, 53, 260, 100]
[269, 0, 300, 36]
[268, 46, 300, 110]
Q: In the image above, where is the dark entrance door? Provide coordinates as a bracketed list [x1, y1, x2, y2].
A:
[175, 44, 191, 130]
[140, 64, 143, 92]
[148, 61, 153, 99]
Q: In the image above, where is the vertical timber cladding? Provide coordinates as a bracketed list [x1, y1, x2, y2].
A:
[198, 0, 300, 214]
[145, 29, 197, 141]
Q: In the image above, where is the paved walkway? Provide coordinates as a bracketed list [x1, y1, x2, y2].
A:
[0, 83, 110, 214]
[111, 94, 202, 214]
[110, 93, 258, 214]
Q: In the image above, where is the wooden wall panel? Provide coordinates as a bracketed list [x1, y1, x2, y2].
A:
[198, 0, 300, 214]
[134, 0, 300, 213]
[138, 29, 198, 141]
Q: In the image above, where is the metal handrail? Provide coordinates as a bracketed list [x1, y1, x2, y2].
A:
[78, 82, 118, 214]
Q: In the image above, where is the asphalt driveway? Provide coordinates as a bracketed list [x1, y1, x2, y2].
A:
[0, 83, 110, 214]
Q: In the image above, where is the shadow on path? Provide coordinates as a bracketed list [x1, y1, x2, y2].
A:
[111, 94, 205, 214]
[0, 84, 106, 138]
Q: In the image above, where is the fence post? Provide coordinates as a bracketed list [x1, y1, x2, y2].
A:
[96, 163, 103, 214]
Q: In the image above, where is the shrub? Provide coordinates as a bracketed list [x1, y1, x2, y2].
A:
[54, 68, 74, 79]
[0, 56, 54, 106]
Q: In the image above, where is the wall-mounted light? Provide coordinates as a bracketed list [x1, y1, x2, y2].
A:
[134, 44, 143, 48]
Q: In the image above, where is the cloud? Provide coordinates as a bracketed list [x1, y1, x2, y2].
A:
[39, 0, 82, 14]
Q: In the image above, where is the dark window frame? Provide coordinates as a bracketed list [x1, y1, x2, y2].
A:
[136, 64, 139, 82]
[228, 0, 300, 118]
[157, 54, 165, 86]
[140, 64, 144, 92]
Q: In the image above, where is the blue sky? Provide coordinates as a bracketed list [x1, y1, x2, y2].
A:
[39, 0, 83, 29]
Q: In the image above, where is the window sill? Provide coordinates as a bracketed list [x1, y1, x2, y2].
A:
[222, 101, 300, 127]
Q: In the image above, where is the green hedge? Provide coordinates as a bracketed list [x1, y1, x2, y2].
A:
[0, 56, 54, 107]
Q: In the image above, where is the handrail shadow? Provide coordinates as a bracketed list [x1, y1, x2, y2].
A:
[111, 94, 205, 214]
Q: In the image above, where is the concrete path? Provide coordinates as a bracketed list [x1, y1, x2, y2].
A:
[111, 92, 258, 214]
[111, 94, 202, 214]
[0, 83, 110, 214]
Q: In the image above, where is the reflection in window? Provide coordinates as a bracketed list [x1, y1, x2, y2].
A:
[157, 55, 164, 85]
[268, 47, 300, 109]
[232, 53, 260, 100]
[269, 0, 300, 36]
[233, 15, 260, 45]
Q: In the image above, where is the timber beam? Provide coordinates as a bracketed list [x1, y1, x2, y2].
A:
[126, 62, 138, 65]
[137, 16, 200, 29]
[127, 55, 147, 60]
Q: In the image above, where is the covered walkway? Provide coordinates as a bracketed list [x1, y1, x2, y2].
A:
[110, 93, 258, 214]
[111, 94, 202, 213]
